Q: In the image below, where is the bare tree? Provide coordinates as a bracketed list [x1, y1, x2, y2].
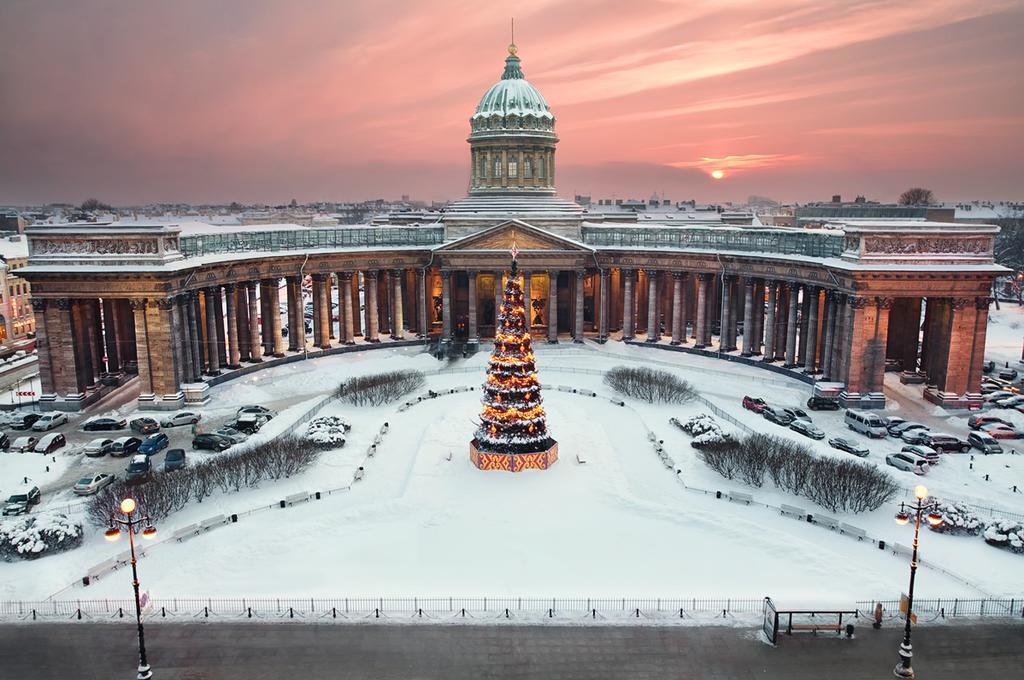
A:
[898, 187, 935, 205]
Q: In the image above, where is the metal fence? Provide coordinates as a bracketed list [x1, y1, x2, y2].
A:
[857, 598, 1024, 619]
[181, 226, 445, 258]
[582, 225, 844, 258]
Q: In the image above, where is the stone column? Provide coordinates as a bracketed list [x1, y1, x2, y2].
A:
[129, 299, 151, 397]
[522, 271, 532, 328]
[247, 283, 263, 362]
[351, 272, 363, 337]
[203, 287, 221, 374]
[467, 270, 479, 344]
[340, 272, 355, 344]
[184, 292, 204, 374]
[418, 268, 429, 339]
[671, 272, 684, 345]
[646, 270, 659, 342]
[223, 283, 241, 367]
[365, 271, 380, 342]
[622, 268, 635, 340]
[763, 281, 777, 361]
[574, 270, 585, 343]
[493, 270, 504, 333]
[797, 287, 811, 367]
[804, 286, 820, 373]
[740, 277, 755, 355]
[721, 275, 736, 351]
[235, 285, 251, 362]
[598, 269, 610, 342]
[148, 298, 182, 404]
[315, 275, 331, 349]
[440, 270, 452, 341]
[174, 296, 193, 381]
[548, 270, 559, 343]
[834, 294, 855, 385]
[212, 288, 227, 366]
[46, 299, 83, 398]
[284, 276, 300, 351]
[695, 273, 709, 349]
[390, 269, 405, 340]
[821, 291, 837, 379]
[257, 281, 271, 354]
[377, 272, 390, 337]
[168, 295, 185, 385]
[751, 280, 764, 356]
[100, 299, 120, 373]
[784, 283, 800, 367]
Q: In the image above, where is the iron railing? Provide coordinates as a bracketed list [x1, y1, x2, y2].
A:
[581, 225, 844, 258]
[180, 226, 445, 258]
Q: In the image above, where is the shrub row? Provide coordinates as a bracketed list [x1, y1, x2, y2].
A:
[672, 414, 732, 448]
[0, 514, 83, 561]
[337, 370, 425, 407]
[87, 436, 319, 527]
[604, 366, 695, 404]
[697, 433, 898, 513]
[983, 519, 1024, 554]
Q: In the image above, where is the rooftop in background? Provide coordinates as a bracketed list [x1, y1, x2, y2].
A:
[0, 234, 29, 261]
[794, 203, 954, 222]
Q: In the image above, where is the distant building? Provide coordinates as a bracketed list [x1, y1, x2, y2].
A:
[795, 203, 955, 227]
[0, 234, 33, 341]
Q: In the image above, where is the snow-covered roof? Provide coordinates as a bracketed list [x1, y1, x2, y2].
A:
[0, 236, 29, 261]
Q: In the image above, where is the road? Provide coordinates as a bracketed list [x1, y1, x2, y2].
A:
[0, 622, 1020, 679]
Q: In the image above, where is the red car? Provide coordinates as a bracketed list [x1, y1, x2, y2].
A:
[968, 414, 1009, 430]
[742, 396, 767, 413]
[980, 422, 1020, 440]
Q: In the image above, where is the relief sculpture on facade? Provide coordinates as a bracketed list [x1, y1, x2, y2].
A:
[863, 237, 988, 255]
[32, 239, 159, 255]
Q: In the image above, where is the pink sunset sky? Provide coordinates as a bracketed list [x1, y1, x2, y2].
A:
[1, 0, 1022, 206]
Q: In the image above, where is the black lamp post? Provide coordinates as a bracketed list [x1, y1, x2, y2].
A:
[893, 484, 943, 679]
[105, 497, 157, 680]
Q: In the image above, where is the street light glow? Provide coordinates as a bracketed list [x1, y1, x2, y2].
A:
[120, 498, 137, 514]
[914, 485, 928, 500]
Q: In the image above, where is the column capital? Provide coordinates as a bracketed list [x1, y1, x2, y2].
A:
[204, 285, 220, 294]
[260, 276, 281, 286]
[575, 269, 585, 280]
[975, 296, 993, 310]
[440, 270, 452, 280]
[465, 269, 478, 278]
[951, 297, 971, 310]
[875, 296, 894, 309]
[672, 271, 687, 281]
[621, 267, 634, 276]
[805, 284, 819, 294]
[244, 280, 259, 291]
[223, 282, 237, 292]
[786, 280, 801, 291]
[310, 273, 326, 282]
[339, 271, 353, 282]
[365, 269, 379, 281]
[722, 273, 737, 283]
[698, 272, 712, 282]
[155, 297, 175, 311]
[129, 298, 148, 311]
[390, 268, 405, 277]
[30, 298, 47, 312]
[742, 276, 755, 287]
[849, 295, 871, 309]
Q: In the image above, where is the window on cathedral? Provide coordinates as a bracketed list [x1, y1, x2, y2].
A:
[493, 158, 502, 178]
[538, 156, 546, 179]
[478, 155, 486, 180]
[524, 158, 533, 179]
[508, 158, 518, 178]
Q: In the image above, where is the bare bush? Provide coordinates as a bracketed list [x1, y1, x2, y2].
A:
[336, 370, 425, 407]
[605, 366, 695, 404]
[88, 436, 321, 527]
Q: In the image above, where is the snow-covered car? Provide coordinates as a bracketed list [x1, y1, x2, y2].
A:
[160, 411, 200, 427]
[212, 427, 248, 444]
[11, 436, 37, 453]
[883, 416, 906, 432]
[828, 437, 869, 457]
[889, 421, 928, 438]
[3, 486, 41, 515]
[806, 396, 840, 411]
[886, 452, 929, 475]
[192, 433, 232, 452]
[33, 432, 66, 454]
[73, 473, 116, 496]
[967, 432, 1003, 455]
[0, 432, 8, 451]
[980, 422, 1020, 440]
[227, 413, 269, 434]
[7, 412, 42, 430]
[992, 394, 1024, 409]
[83, 438, 115, 457]
[901, 444, 940, 466]
[789, 419, 825, 440]
[138, 433, 169, 456]
[130, 417, 160, 435]
[900, 428, 933, 445]
[983, 389, 1015, 402]
[968, 414, 1010, 430]
[742, 396, 766, 413]
[782, 407, 812, 422]
[82, 416, 127, 432]
[762, 406, 794, 425]
[31, 412, 68, 431]
[237, 405, 276, 419]
[163, 449, 187, 471]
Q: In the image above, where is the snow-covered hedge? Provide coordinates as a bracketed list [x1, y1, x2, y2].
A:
[605, 366, 695, 404]
[0, 514, 83, 560]
[927, 500, 984, 536]
[983, 520, 1024, 554]
[670, 414, 731, 448]
[337, 370, 425, 407]
[305, 415, 350, 449]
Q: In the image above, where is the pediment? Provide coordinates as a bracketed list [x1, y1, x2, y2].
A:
[436, 220, 591, 252]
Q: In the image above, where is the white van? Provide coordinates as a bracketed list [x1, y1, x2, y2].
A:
[845, 410, 887, 438]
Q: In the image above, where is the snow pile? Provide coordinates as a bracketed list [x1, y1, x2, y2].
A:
[0, 514, 83, 560]
[305, 415, 351, 449]
[672, 414, 730, 447]
[928, 500, 984, 536]
[983, 520, 1024, 554]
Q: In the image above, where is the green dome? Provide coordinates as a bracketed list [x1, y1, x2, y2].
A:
[472, 50, 554, 125]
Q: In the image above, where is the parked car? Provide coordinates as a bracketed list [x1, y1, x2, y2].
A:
[992, 395, 1024, 410]
[901, 444, 940, 466]
[82, 416, 127, 432]
[33, 432, 66, 454]
[110, 436, 142, 457]
[889, 421, 929, 438]
[982, 360, 996, 374]
[99, 372, 121, 387]
[806, 396, 840, 411]
[163, 448, 187, 471]
[7, 412, 42, 430]
[762, 406, 794, 426]
[160, 411, 200, 427]
[31, 412, 68, 431]
[125, 455, 152, 483]
[846, 410, 888, 438]
[123, 360, 139, 375]
[742, 396, 767, 413]
[11, 436, 37, 453]
[983, 389, 1015, 401]
[212, 427, 248, 444]
[138, 433, 170, 456]
[884, 416, 907, 431]
[73, 473, 116, 496]
[192, 433, 232, 452]
[237, 405, 276, 419]
[967, 431, 1004, 455]
[998, 367, 1019, 381]
[828, 436, 869, 457]
[790, 419, 825, 440]
[886, 451, 929, 475]
[968, 414, 1009, 430]
[84, 437, 115, 457]
[0, 432, 8, 451]
[900, 428, 933, 445]
[782, 407, 812, 422]
[2, 486, 41, 515]
[922, 433, 971, 453]
[130, 417, 160, 435]
[228, 413, 269, 434]
[980, 422, 1020, 440]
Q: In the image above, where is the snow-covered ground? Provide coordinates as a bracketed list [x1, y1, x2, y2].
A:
[3, 341, 1022, 606]
[986, 301, 1024, 369]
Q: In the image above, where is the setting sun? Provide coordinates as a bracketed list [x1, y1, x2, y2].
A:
[711, 170, 725, 180]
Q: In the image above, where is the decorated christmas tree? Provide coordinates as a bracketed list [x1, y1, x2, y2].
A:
[471, 257, 558, 471]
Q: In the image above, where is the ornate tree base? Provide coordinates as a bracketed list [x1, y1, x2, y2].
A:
[470, 439, 559, 472]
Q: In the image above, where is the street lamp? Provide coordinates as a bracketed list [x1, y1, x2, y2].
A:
[105, 497, 158, 680]
[892, 484, 943, 679]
